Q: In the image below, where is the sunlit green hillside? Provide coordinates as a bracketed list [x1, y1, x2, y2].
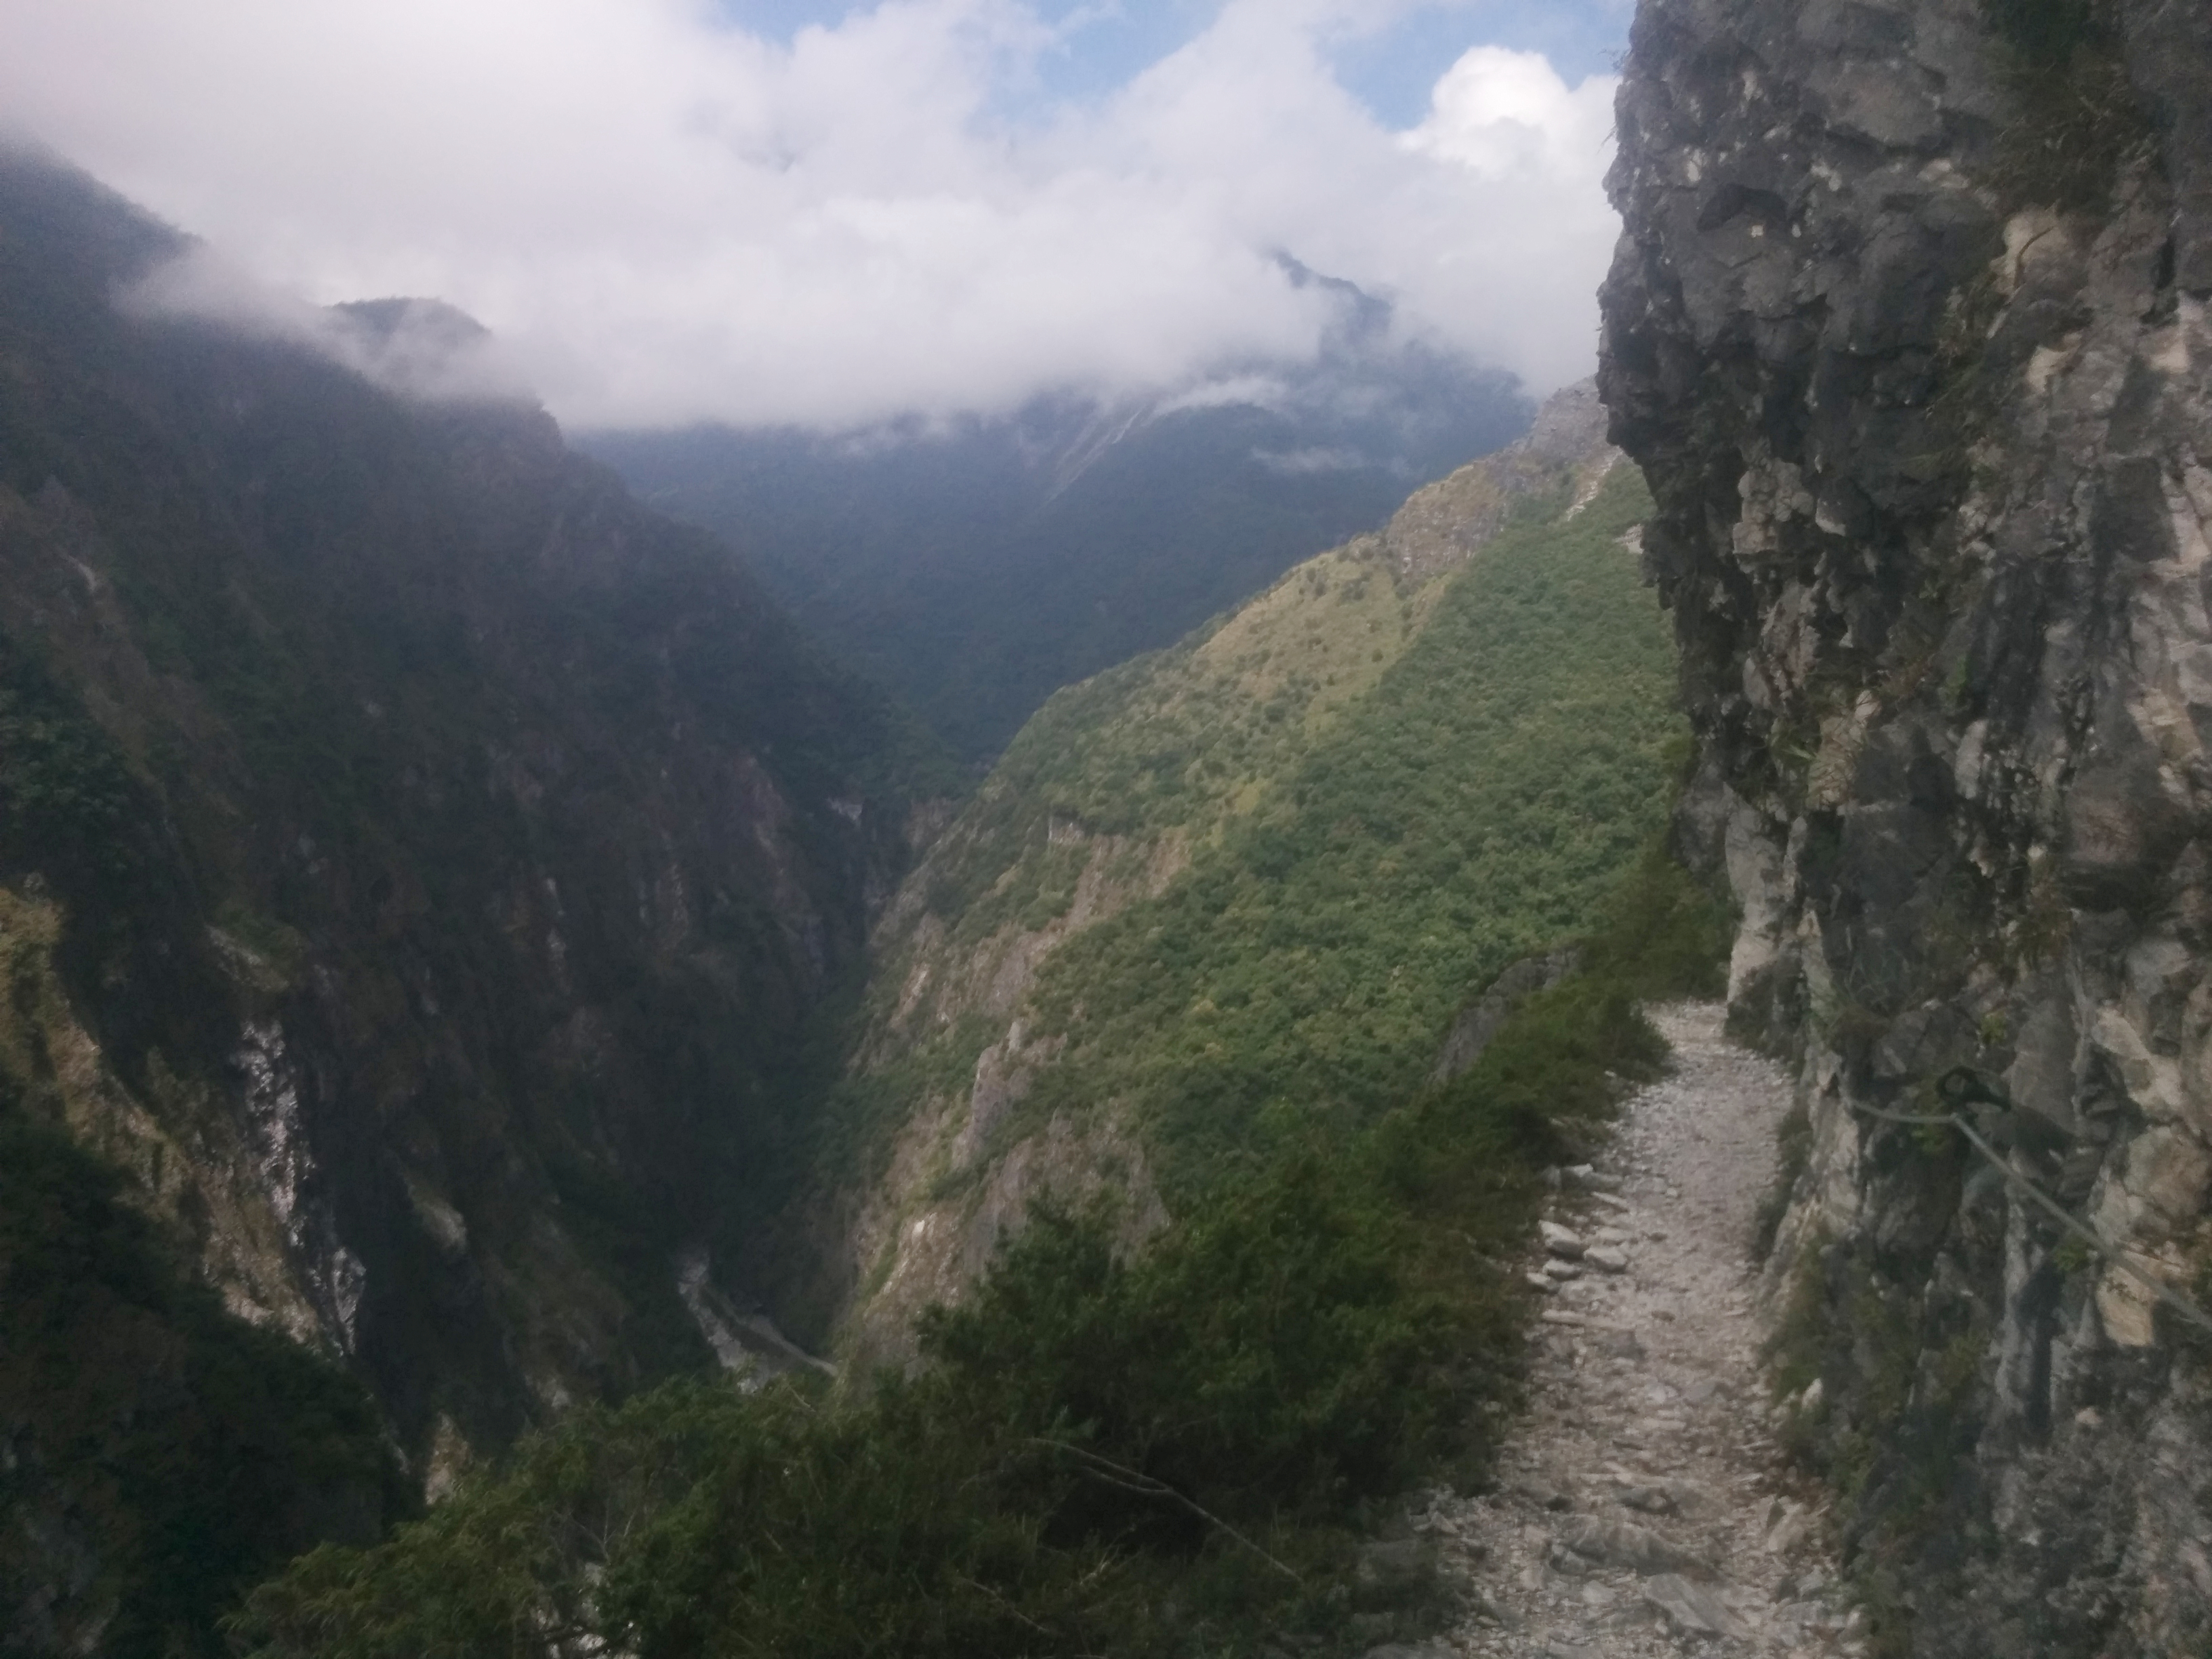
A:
[1026, 464, 1683, 1195]
[785, 423, 1689, 1355]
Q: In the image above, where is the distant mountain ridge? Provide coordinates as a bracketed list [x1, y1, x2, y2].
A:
[581, 270, 1531, 760]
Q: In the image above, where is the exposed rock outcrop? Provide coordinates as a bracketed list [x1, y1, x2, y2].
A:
[1601, 1, 2212, 1651]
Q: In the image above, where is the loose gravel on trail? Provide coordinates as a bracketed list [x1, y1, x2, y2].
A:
[1408, 1002, 1864, 1658]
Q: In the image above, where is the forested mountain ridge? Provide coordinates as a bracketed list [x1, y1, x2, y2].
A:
[582, 290, 1530, 761]
[0, 149, 943, 1650]
[0, 127, 1713, 1659]
[769, 380, 1690, 1362]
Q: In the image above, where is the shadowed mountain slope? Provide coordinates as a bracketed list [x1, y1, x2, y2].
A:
[0, 149, 947, 1648]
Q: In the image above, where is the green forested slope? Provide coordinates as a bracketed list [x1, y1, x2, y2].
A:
[792, 439, 1687, 1352]
[1021, 465, 1684, 1195]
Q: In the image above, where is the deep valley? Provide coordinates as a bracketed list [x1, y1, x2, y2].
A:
[5, 0, 2212, 1652]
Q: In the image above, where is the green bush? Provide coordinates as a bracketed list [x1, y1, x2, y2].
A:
[922, 1156, 1477, 1530]
[232, 1378, 1108, 1659]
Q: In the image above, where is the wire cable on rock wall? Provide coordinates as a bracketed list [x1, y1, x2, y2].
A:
[1844, 1094, 2212, 1334]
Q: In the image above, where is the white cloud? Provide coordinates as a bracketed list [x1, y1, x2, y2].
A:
[1253, 446, 1366, 475]
[1404, 45, 1618, 183]
[0, 0, 1620, 429]
[120, 246, 536, 403]
[1155, 374, 1290, 416]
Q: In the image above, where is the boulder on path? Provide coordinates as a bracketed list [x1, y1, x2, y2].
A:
[1763, 1498, 1813, 1556]
[1643, 1573, 1755, 1640]
[1511, 1476, 1573, 1511]
[1557, 1515, 1709, 1576]
[1540, 1221, 1586, 1258]
[1591, 1326, 1645, 1360]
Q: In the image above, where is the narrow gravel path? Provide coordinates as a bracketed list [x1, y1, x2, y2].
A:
[1413, 1002, 1862, 1658]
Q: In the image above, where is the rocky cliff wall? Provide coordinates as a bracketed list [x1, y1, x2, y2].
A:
[1600, 1, 2212, 1651]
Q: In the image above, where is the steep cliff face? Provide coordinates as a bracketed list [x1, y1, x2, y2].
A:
[0, 151, 930, 1481]
[1600, 1, 2212, 1650]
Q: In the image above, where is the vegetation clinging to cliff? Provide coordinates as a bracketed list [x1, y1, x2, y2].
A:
[0, 1110, 409, 1659]
[1984, 0, 2159, 213]
[819, 462, 1682, 1235]
[1019, 466, 1681, 1193]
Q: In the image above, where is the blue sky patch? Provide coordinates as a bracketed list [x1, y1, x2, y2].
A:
[714, 0, 1633, 127]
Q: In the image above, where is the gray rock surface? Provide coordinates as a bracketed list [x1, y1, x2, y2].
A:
[1600, 1, 2212, 1651]
[1645, 1574, 1756, 1642]
[1543, 1222, 1590, 1259]
[1433, 949, 1582, 1083]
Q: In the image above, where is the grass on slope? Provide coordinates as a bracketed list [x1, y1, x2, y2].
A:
[1012, 463, 1682, 1198]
